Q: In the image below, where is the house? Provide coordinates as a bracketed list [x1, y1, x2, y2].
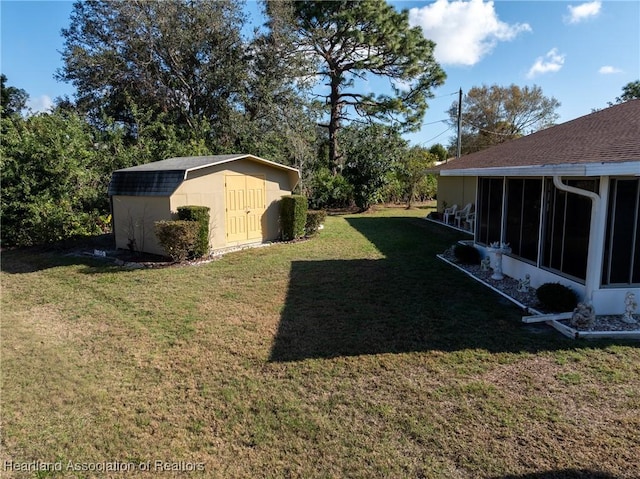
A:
[432, 100, 640, 315]
[108, 154, 300, 256]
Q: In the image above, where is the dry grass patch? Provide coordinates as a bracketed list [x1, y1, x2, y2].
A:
[2, 207, 639, 478]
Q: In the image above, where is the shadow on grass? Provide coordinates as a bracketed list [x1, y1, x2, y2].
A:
[0, 252, 118, 274]
[0, 234, 116, 274]
[0, 234, 168, 275]
[269, 216, 620, 361]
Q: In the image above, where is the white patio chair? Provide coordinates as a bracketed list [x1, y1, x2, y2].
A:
[464, 212, 476, 232]
[443, 204, 458, 225]
[455, 203, 473, 229]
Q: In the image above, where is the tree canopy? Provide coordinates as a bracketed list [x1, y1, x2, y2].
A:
[271, 0, 445, 172]
[342, 123, 406, 210]
[448, 84, 560, 155]
[1, 74, 28, 116]
[3, 1, 321, 246]
[613, 80, 640, 104]
[58, 0, 248, 145]
[394, 146, 437, 208]
[1, 108, 106, 245]
[428, 143, 448, 163]
[230, 1, 319, 171]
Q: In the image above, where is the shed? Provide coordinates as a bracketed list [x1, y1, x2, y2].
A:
[108, 154, 300, 256]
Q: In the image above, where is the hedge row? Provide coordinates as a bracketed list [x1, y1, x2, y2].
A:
[280, 195, 308, 241]
[305, 210, 326, 236]
[157, 198, 326, 261]
[155, 205, 210, 261]
[177, 205, 210, 258]
[155, 220, 200, 262]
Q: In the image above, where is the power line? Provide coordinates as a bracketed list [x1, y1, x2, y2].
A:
[461, 119, 516, 137]
[422, 118, 448, 126]
[432, 91, 460, 99]
[420, 126, 454, 145]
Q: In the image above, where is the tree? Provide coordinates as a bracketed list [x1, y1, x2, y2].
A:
[57, 0, 321, 168]
[395, 147, 437, 208]
[0, 93, 216, 247]
[342, 123, 406, 211]
[0, 109, 105, 246]
[613, 80, 640, 104]
[57, 0, 248, 148]
[1, 74, 28, 116]
[428, 143, 448, 163]
[229, 1, 319, 170]
[273, 0, 446, 173]
[448, 84, 560, 155]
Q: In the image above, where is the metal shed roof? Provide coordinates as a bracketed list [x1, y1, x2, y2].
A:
[108, 154, 299, 196]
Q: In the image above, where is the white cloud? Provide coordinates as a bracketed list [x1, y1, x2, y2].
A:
[565, 1, 601, 24]
[27, 95, 54, 113]
[527, 48, 565, 78]
[598, 65, 622, 74]
[392, 78, 414, 92]
[408, 0, 531, 66]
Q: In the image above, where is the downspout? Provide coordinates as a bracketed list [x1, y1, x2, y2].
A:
[552, 176, 603, 305]
[500, 176, 507, 243]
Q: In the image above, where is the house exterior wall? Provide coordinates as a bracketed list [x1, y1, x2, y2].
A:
[500, 253, 639, 315]
[437, 176, 476, 212]
[477, 242, 639, 315]
[443, 173, 640, 315]
[111, 195, 172, 256]
[474, 242, 586, 304]
[464, 176, 640, 314]
[171, 158, 295, 249]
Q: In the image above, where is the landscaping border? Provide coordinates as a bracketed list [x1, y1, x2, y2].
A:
[437, 254, 640, 341]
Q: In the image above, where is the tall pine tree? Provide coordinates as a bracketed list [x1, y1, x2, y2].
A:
[270, 0, 445, 173]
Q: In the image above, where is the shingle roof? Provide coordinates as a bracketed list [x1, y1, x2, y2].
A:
[114, 154, 244, 173]
[436, 99, 640, 173]
[108, 154, 299, 196]
[108, 171, 184, 197]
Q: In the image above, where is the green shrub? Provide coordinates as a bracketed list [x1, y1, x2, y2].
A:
[309, 168, 353, 209]
[305, 210, 327, 236]
[536, 283, 578, 312]
[453, 244, 481, 265]
[177, 205, 210, 257]
[280, 195, 308, 241]
[155, 220, 200, 262]
[0, 109, 105, 247]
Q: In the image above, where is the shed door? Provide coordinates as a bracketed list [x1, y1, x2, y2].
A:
[225, 174, 266, 243]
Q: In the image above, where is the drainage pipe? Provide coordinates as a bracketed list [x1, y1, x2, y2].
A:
[552, 175, 605, 306]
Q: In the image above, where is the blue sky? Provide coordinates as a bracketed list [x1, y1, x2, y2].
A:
[1, 0, 638, 148]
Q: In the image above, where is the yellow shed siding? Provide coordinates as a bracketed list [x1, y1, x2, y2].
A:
[111, 195, 172, 256]
[172, 158, 295, 250]
[170, 171, 221, 248]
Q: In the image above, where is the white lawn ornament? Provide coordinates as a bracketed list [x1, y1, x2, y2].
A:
[622, 292, 638, 324]
[487, 242, 511, 280]
[517, 274, 531, 293]
[571, 302, 596, 329]
[480, 256, 491, 272]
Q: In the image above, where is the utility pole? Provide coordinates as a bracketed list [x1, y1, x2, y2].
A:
[456, 88, 462, 158]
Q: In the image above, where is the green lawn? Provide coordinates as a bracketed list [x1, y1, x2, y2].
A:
[2, 206, 639, 478]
